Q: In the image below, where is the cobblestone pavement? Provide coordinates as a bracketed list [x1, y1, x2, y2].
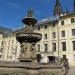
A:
[68, 66, 75, 75]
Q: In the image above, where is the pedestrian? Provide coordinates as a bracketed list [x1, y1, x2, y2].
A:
[63, 59, 69, 75]
[60, 55, 69, 75]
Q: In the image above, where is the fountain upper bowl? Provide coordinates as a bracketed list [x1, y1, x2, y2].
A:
[16, 33, 42, 43]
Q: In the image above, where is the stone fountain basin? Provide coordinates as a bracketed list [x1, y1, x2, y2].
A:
[16, 33, 42, 43]
[22, 17, 37, 25]
[0, 62, 64, 75]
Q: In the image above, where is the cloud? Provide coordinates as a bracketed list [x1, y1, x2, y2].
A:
[3, 0, 21, 8]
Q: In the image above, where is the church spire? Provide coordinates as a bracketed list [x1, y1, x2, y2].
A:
[66, 8, 70, 14]
[53, 0, 63, 16]
[73, 0, 75, 12]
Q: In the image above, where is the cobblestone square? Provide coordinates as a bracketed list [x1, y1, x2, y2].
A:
[68, 66, 75, 75]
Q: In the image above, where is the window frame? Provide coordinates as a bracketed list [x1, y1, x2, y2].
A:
[52, 43, 56, 52]
[44, 44, 48, 52]
[72, 29, 75, 36]
[61, 20, 64, 25]
[44, 34, 47, 39]
[72, 41, 75, 51]
[52, 32, 56, 38]
[37, 26, 40, 30]
[62, 42, 66, 51]
[71, 18, 74, 23]
[44, 25, 48, 29]
[61, 31, 65, 37]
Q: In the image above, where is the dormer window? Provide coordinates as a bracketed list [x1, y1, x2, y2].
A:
[52, 23, 56, 27]
[44, 25, 47, 29]
[61, 21, 64, 25]
[37, 26, 40, 30]
[71, 18, 74, 23]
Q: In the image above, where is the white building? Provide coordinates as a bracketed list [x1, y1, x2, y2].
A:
[0, 29, 20, 62]
[35, 13, 75, 66]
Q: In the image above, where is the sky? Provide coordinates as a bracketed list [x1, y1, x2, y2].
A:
[0, 0, 74, 29]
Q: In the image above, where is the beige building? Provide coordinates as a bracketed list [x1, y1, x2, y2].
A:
[35, 13, 75, 66]
[0, 14, 75, 66]
[0, 31, 20, 62]
[0, 0, 75, 66]
[0, 13, 75, 66]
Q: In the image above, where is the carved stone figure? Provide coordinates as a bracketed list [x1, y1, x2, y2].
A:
[30, 43, 36, 59]
[20, 42, 27, 57]
[20, 42, 36, 59]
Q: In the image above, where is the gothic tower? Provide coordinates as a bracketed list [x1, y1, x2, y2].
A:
[53, 0, 63, 16]
[73, 0, 75, 12]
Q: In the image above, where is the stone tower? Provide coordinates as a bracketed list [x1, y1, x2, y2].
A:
[53, 0, 63, 16]
[73, 0, 75, 12]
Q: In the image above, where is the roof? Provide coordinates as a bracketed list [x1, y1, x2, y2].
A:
[36, 16, 59, 26]
[35, 13, 75, 26]
[0, 26, 12, 36]
[59, 12, 75, 20]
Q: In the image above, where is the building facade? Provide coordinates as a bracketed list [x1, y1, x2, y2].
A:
[0, 31, 20, 62]
[0, 0, 75, 66]
[0, 14, 75, 66]
[35, 13, 75, 66]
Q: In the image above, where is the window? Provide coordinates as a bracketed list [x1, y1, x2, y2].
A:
[62, 42, 66, 51]
[37, 44, 40, 52]
[8, 47, 9, 50]
[44, 34, 47, 39]
[44, 44, 48, 52]
[13, 47, 17, 54]
[61, 31, 65, 37]
[11, 47, 13, 50]
[0, 48, 3, 52]
[37, 26, 40, 30]
[8, 40, 10, 44]
[44, 25, 47, 29]
[4, 41, 6, 45]
[72, 29, 75, 36]
[71, 18, 74, 23]
[12, 40, 13, 44]
[0, 55, 2, 58]
[74, 55, 75, 61]
[52, 43, 56, 52]
[72, 41, 75, 51]
[61, 21, 64, 25]
[52, 32, 56, 38]
[1, 41, 3, 45]
[52, 23, 56, 27]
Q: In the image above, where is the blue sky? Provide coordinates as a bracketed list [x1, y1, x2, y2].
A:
[0, 0, 74, 29]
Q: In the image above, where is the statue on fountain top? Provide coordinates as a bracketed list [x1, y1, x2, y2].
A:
[27, 9, 33, 17]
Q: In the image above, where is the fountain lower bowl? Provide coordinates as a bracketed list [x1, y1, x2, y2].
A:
[16, 33, 42, 43]
[0, 61, 64, 75]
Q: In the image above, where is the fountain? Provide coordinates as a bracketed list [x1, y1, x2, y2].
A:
[0, 9, 64, 75]
[16, 9, 42, 62]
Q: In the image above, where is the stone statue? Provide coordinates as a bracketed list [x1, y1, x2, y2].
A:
[20, 42, 36, 59]
[27, 9, 33, 17]
[30, 43, 35, 58]
[20, 42, 27, 57]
